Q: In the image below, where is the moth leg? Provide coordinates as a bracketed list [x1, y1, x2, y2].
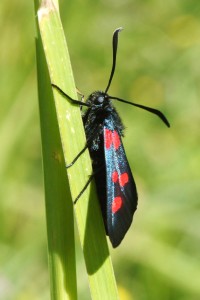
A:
[76, 87, 85, 111]
[74, 174, 94, 204]
[52, 83, 89, 107]
[74, 165, 104, 204]
[76, 87, 85, 102]
[75, 87, 85, 112]
[66, 144, 88, 168]
[66, 124, 102, 168]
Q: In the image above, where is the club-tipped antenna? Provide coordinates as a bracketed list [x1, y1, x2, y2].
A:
[105, 27, 123, 94]
[110, 96, 170, 127]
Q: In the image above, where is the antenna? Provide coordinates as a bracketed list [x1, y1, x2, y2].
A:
[105, 27, 123, 94]
[110, 96, 170, 127]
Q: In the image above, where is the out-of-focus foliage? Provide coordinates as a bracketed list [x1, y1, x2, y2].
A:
[0, 0, 200, 299]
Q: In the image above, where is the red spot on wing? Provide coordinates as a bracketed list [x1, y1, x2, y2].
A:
[111, 171, 129, 187]
[112, 196, 123, 213]
[112, 171, 118, 183]
[105, 129, 112, 149]
[105, 129, 121, 150]
[113, 131, 121, 150]
[119, 173, 129, 187]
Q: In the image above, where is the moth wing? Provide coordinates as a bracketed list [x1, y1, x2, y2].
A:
[104, 127, 138, 247]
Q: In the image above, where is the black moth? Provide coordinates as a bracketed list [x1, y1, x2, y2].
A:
[52, 27, 170, 248]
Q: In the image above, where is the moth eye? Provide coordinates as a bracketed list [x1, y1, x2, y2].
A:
[97, 96, 104, 103]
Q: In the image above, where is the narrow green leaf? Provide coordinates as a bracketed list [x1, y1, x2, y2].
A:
[35, 0, 77, 299]
[35, 0, 119, 299]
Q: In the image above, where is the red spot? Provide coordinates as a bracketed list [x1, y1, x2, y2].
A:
[113, 131, 121, 150]
[105, 129, 121, 150]
[111, 171, 129, 187]
[119, 173, 129, 187]
[112, 196, 123, 213]
[105, 129, 112, 149]
[112, 171, 118, 182]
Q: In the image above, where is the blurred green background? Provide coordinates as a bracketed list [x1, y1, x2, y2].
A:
[1, 0, 200, 299]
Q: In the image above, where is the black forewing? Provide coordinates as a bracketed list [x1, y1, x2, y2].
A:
[104, 125, 138, 247]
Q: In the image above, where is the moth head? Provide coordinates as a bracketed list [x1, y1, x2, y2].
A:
[87, 91, 110, 107]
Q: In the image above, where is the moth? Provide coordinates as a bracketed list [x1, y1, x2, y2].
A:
[52, 28, 170, 247]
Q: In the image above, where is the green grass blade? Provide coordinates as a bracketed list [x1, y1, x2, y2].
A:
[36, 38, 77, 299]
[35, 0, 119, 299]
[35, 1, 77, 300]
